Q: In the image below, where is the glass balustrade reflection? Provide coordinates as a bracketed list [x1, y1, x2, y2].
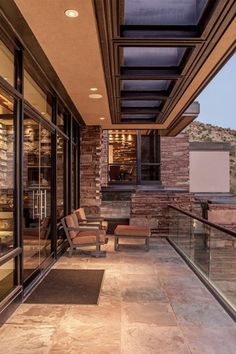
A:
[168, 206, 236, 312]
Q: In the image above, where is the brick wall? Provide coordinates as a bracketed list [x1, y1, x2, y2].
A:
[161, 132, 189, 189]
[80, 126, 102, 215]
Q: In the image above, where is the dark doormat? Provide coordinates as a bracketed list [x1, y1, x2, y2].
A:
[25, 269, 104, 305]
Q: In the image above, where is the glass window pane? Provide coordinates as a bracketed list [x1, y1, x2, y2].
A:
[57, 134, 64, 219]
[0, 40, 14, 86]
[24, 71, 52, 121]
[57, 110, 65, 131]
[108, 131, 137, 183]
[121, 100, 161, 108]
[122, 80, 171, 91]
[124, 0, 208, 26]
[0, 89, 15, 256]
[72, 144, 77, 209]
[0, 258, 15, 301]
[121, 114, 156, 122]
[123, 47, 186, 67]
[23, 117, 52, 280]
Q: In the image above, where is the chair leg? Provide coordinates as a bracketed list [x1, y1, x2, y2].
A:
[114, 236, 119, 251]
[145, 237, 150, 252]
[69, 247, 73, 257]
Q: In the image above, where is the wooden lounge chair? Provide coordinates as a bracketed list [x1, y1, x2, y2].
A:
[61, 213, 107, 257]
[74, 208, 108, 231]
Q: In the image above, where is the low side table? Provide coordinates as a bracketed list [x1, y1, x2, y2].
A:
[114, 225, 151, 251]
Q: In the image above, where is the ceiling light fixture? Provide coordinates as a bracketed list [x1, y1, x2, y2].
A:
[64, 9, 79, 18]
[90, 87, 98, 92]
[99, 117, 105, 120]
[88, 93, 103, 99]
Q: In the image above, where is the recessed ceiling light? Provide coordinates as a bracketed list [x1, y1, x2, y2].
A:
[99, 117, 105, 120]
[90, 87, 98, 92]
[64, 9, 79, 18]
[88, 93, 103, 99]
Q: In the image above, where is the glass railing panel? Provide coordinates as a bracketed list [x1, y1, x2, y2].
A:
[177, 212, 193, 259]
[168, 205, 236, 314]
[209, 228, 236, 310]
[191, 220, 210, 277]
[168, 208, 179, 244]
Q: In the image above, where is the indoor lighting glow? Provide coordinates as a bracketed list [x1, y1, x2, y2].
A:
[99, 117, 105, 120]
[128, 134, 132, 141]
[64, 9, 79, 18]
[88, 93, 103, 99]
[90, 87, 98, 91]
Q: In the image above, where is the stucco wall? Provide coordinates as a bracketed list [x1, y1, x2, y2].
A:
[190, 151, 230, 193]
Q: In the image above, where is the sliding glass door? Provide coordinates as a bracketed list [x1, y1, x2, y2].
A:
[23, 116, 52, 281]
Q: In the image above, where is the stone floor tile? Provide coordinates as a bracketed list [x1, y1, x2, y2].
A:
[122, 303, 177, 326]
[0, 324, 56, 354]
[6, 304, 68, 326]
[172, 301, 235, 328]
[120, 274, 168, 303]
[181, 326, 236, 354]
[121, 325, 191, 354]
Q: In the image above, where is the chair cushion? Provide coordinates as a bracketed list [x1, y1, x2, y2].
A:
[73, 230, 106, 245]
[75, 208, 86, 221]
[87, 220, 108, 230]
[65, 214, 79, 240]
[114, 225, 150, 237]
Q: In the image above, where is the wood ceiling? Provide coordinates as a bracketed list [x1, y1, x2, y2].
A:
[94, 0, 236, 133]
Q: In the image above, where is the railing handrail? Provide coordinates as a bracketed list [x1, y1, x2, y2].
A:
[168, 204, 236, 238]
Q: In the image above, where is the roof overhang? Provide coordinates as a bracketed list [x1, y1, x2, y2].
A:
[1, 0, 234, 134]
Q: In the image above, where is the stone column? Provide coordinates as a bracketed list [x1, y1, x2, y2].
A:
[80, 126, 102, 215]
[160, 132, 190, 190]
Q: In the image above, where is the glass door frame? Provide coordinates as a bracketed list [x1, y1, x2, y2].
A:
[22, 105, 56, 286]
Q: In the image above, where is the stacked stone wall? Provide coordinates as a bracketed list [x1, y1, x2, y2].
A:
[80, 126, 102, 215]
[130, 191, 196, 235]
[161, 133, 189, 189]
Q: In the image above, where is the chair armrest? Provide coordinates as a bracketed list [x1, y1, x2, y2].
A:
[84, 222, 101, 227]
[79, 225, 100, 231]
[67, 227, 81, 231]
[86, 217, 104, 221]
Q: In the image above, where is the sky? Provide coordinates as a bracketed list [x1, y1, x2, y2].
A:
[196, 53, 236, 129]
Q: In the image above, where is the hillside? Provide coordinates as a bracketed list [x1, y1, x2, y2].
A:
[184, 121, 236, 194]
[185, 121, 236, 144]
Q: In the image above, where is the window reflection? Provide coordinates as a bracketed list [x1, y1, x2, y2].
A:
[0, 89, 15, 256]
[24, 71, 52, 121]
[57, 134, 64, 219]
[108, 131, 137, 183]
[0, 40, 14, 86]
[0, 258, 15, 302]
[23, 117, 52, 280]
